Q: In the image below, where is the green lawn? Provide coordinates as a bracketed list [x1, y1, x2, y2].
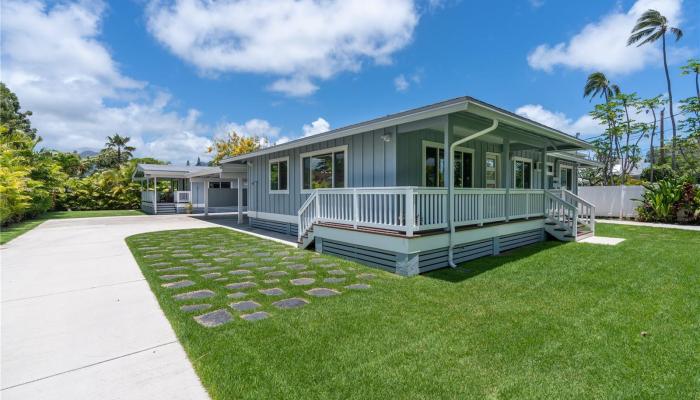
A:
[126, 224, 699, 399]
[1, 209, 144, 244]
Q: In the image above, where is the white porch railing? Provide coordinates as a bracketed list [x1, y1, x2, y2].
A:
[545, 191, 578, 238]
[175, 190, 191, 203]
[549, 189, 595, 233]
[141, 191, 154, 203]
[297, 187, 546, 241]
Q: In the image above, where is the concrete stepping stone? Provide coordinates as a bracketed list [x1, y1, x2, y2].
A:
[345, 284, 371, 290]
[254, 252, 270, 257]
[266, 271, 288, 277]
[196, 266, 222, 272]
[305, 288, 341, 297]
[239, 262, 258, 268]
[310, 258, 326, 264]
[284, 255, 305, 261]
[272, 297, 309, 309]
[174, 290, 215, 301]
[159, 274, 189, 280]
[240, 275, 256, 280]
[260, 258, 277, 263]
[298, 270, 316, 276]
[150, 262, 171, 268]
[259, 288, 285, 296]
[214, 258, 229, 263]
[227, 292, 247, 299]
[162, 280, 195, 289]
[182, 259, 201, 264]
[287, 264, 307, 271]
[230, 300, 261, 312]
[144, 254, 163, 259]
[193, 262, 212, 267]
[324, 277, 346, 284]
[240, 311, 270, 321]
[225, 281, 257, 290]
[139, 246, 158, 251]
[172, 253, 193, 258]
[192, 244, 208, 249]
[229, 269, 252, 275]
[194, 309, 232, 327]
[357, 273, 376, 280]
[203, 252, 218, 257]
[214, 277, 229, 282]
[290, 278, 315, 286]
[327, 269, 346, 275]
[157, 266, 189, 272]
[180, 304, 211, 313]
[274, 251, 290, 257]
[257, 266, 276, 271]
[319, 263, 338, 269]
[263, 279, 280, 284]
[201, 272, 221, 279]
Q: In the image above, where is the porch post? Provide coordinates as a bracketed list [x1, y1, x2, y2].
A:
[154, 176, 158, 215]
[443, 116, 451, 231]
[204, 179, 209, 216]
[542, 146, 548, 190]
[502, 138, 510, 221]
[237, 176, 243, 224]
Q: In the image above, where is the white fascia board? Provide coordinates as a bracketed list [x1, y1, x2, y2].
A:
[550, 152, 602, 167]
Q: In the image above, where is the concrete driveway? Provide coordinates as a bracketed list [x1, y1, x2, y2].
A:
[1, 215, 217, 400]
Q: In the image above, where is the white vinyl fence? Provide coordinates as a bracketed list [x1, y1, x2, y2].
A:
[578, 186, 645, 218]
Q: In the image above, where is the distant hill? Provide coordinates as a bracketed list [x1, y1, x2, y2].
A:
[78, 150, 99, 158]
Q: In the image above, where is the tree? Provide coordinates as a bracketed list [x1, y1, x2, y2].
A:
[584, 72, 620, 184]
[0, 83, 38, 140]
[105, 134, 135, 166]
[207, 130, 262, 165]
[680, 58, 700, 99]
[637, 95, 665, 182]
[628, 9, 683, 169]
[195, 156, 202, 166]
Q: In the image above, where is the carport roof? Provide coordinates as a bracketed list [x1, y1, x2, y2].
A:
[133, 164, 221, 179]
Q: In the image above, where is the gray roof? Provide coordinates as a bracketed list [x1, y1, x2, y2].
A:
[134, 164, 221, 178]
[221, 96, 593, 163]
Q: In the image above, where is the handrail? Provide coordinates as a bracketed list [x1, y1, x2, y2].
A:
[548, 189, 595, 234]
[545, 191, 579, 238]
[297, 191, 318, 241]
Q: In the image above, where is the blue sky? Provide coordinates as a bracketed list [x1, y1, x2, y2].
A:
[2, 0, 698, 164]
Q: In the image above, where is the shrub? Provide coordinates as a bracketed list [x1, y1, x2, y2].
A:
[636, 176, 700, 224]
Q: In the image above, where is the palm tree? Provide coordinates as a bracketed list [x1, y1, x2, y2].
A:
[584, 72, 620, 184]
[628, 9, 683, 169]
[680, 58, 700, 100]
[105, 134, 135, 165]
[638, 95, 665, 182]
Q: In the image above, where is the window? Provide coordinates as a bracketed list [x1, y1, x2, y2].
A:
[560, 165, 573, 191]
[301, 146, 347, 191]
[269, 157, 289, 193]
[220, 181, 231, 189]
[423, 141, 473, 188]
[513, 157, 532, 189]
[208, 181, 220, 189]
[485, 153, 500, 188]
[546, 163, 554, 176]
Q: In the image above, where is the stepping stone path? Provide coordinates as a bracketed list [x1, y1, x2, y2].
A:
[274, 252, 289, 257]
[225, 281, 257, 290]
[327, 270, 346, 275]
[241, 311, 270, 321]
[263, 279, 279, 284]
[182, 259, 201, 264]
[284, 256, 305, 261]
[201, 272, 221, 279]
[230, 300, 261, 312]
[259, 288, 285, 296]
[214, 258, 229, 263]
[288, 264, 307, 271]
[159, 274, 189, 280]
[162, 280, 195, 289]
[229, 269, 251, 275]
[290, 278, 315, 286]
[194, 309, 232, 327]
[174, 290, 215, 301]
[192, 244, 208, 249]
[254, 252, 270, 257]
[310, 258, 326, 264]
[227, 292, 247, 299]
[257, 266, 276, 271]
[193, 263, 211, 268]
[239, 262, 257, 268]
[357, 273, 376, 280]
[267, 271, 288, 277]
[172, 254, 193, 258]
[157, 266, 189, 272]
[272, 298, 309, 309]
[150, 262, 171, 268]
[345, 284, 371, 290]
[319, 264, 337, 269]
[214, 277, 229, 282]
[298, 271, 316, 276]
[196, 267, 222, 272]
[305, 288, 341, 297]
[324, 277, 346, 284]
[180, 304, 211, 313]
[144, 254, 163, 259]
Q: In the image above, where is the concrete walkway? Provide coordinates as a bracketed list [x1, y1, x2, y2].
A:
[1, 215, 216, 400]
[597, 219, 700, 231]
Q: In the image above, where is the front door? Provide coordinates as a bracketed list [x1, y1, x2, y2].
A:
[485, 153, 499, 188]
[560, 166, 573, 191]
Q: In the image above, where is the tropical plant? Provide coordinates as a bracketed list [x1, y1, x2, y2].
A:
[637, 95, 665, 182]
[207, 130, 263, 165]
[628, 9, 683, 169]
[680, 58, 700, 99]
[105, 133, 136, 166]
[636, 176, 699, 223]
[584, 72, 621, 184]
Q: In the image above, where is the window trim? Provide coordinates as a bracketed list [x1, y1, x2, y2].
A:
[485, 152, 501, 188]
[268, 156, 289, 194]
[559, 164, 574, 190]
[512, 156, 533, 189]
[546, 162, 555, 176]
[299, 145, 348, 194]
[421, 140, 474, 187]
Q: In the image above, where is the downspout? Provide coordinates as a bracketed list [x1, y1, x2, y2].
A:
[448, 119, 499, 268]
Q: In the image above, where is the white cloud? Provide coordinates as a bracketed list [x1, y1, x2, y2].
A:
[216, 118, 281, 140]
[394, 74, 410, 92]
[1, 0, 213, 164]
[302, 118, 331, 137]
[527, 0, 683, 75]
[145, 0, 419, 96]
[515, 104, 602, 138]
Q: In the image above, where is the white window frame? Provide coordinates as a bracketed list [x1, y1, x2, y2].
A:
[485, 152, 501, 188]
[512, 156, 533, 189]
[559, 164, 574, 191]
[268, 156, 289, 194]
[546, 162, 554, 176]
[299, 145, 348, 194]
[421, 141, 475, 187]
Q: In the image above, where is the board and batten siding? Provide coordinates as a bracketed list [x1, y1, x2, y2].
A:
[396, 129, 503, 188]
[247, 128, 397, 217]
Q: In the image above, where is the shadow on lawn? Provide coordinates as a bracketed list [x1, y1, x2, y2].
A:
[424, 240, 564, 283]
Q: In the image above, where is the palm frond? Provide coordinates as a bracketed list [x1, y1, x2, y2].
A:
[638, 30, 664, 47]
[627, 27, 657, 46]
[670, 27, 683, 41]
